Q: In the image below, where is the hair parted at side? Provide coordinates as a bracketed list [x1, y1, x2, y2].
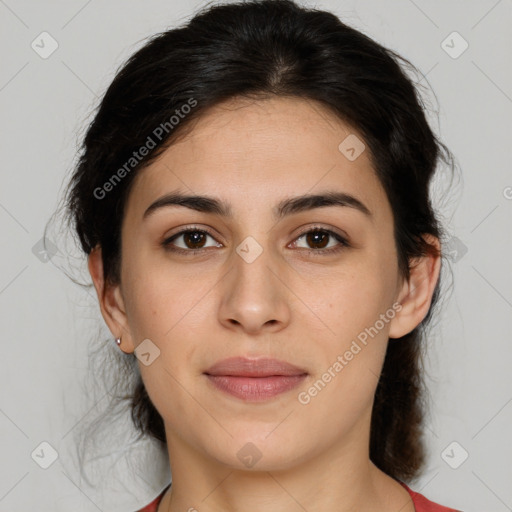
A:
[61, 0, 456, 484]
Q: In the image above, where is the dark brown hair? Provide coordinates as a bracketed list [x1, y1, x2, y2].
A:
[59, 0, 456, 485]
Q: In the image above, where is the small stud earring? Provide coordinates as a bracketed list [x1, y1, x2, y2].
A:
[115, 337, 121, 347]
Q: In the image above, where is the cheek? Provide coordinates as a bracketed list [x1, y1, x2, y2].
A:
[122, 252, 207, 340]
[319, 279, 391, 378]
[307, 247, 397, 392]
[317, 257, 397, 337]
[124, 267, 204, 408]
[301, 275, 393, 424]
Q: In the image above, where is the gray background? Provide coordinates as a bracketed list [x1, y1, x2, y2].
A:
[1, 0, 511, 510]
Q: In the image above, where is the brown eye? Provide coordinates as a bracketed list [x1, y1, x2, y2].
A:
[182, 230, 208, 249]
[163, 229, 221, 252]
[305, 230, 330, 249]
[293, 228, 348, 254]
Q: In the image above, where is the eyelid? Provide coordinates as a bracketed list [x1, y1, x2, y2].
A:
[293, 223, 348, 242]
[163, 224, 223, 245]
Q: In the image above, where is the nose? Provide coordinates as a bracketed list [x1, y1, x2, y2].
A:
[217, 242, 291, 335]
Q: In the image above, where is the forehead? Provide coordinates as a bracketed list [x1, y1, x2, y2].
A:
[124, 96, 390, 223]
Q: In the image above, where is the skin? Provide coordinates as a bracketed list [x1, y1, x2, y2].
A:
[88, 96, 440, 512]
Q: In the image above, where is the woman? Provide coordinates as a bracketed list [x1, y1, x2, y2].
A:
[63, 0, 462, 510]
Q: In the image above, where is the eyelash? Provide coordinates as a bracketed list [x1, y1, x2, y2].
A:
[161, 224, 349, 257]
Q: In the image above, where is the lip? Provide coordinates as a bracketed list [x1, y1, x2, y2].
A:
[205, 374, 307, 401]
[204, 356, 307, 377]
[204, 357, 308, 402]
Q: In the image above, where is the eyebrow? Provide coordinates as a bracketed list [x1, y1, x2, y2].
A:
[142, 190, 372, 221]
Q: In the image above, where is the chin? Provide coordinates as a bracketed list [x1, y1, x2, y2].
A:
[208, 433, 307, 472]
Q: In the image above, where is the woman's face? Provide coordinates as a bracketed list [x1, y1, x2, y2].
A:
[107, 96, 414, 470]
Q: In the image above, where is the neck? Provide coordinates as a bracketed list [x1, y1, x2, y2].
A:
[159, 421, 414, 512]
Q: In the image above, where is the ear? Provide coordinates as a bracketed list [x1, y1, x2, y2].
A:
[87, 246, 135, 353]
[388, 234, 441, 339]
